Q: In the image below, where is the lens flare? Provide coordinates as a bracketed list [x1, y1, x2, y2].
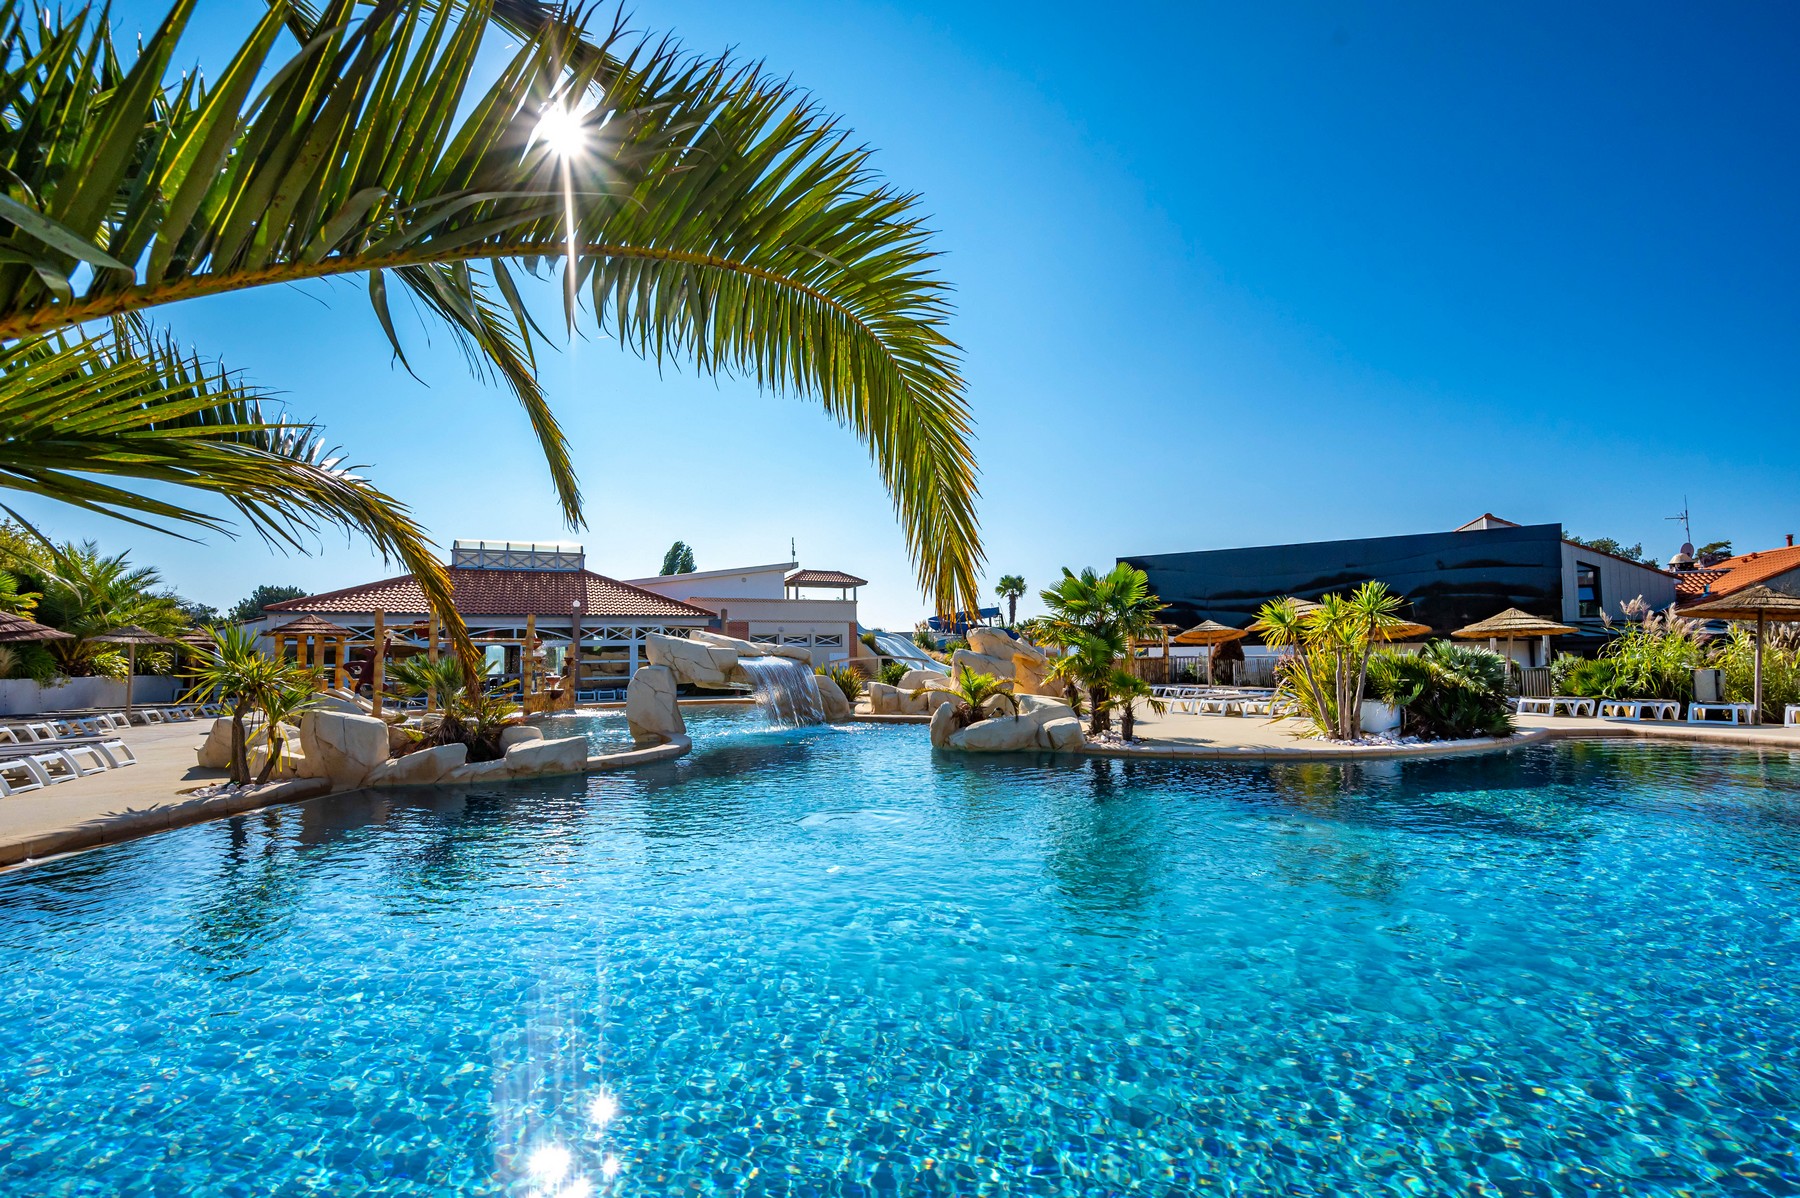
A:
[527, 1142, 571, 1183]
[533, 104, 585, 159]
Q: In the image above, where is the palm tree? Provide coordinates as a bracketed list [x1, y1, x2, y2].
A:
[184, 625, 318, 785]
[1257, 581, 1406, 740]
[1037, 564, 1164, 734]
[927, 669, 1017, 736]
[994, 574, 1026, 627]
[1105, 669, 1166, 743]
[12, 539, 186, 675]
[0, 0, 983, 667]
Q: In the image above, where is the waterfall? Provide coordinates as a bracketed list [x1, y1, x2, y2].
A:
[739, 656, 825, 727]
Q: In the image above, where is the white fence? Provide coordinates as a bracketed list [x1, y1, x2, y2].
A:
[0, 676, 182, 716]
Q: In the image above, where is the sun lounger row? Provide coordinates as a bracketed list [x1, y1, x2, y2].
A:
[1514, 696, 1769, 725]
[0, 704, 223, 746]
[1149, 686, 1293, 717]
[0, 737, 138, 796]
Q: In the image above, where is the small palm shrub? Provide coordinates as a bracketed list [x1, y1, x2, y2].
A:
[933, 670, 1017, 736]
[1366, 643, 1513, 740]
[819, 663, 864, 704]
[877, 661, 908, 687]
[860, 630, 879, 651]
[1560, 657, 1619, 698]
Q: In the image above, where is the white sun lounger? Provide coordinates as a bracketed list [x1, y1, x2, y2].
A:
[1787, 705, 1799, 727]
[1688, 702, 1756, 725]
[1599, 699, 1681, 721]
[1516, 696, 1597, 718]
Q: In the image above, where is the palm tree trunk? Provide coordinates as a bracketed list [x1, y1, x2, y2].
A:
[255, 731, 282, 784]
[1120, 701, 1135, 742]
[229, 700, 251, 786]
[1087, 684, 1111, 736]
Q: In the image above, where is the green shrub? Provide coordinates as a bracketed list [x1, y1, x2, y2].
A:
[1366, 642, 1513, 740]
[1561, 657, 1619, 698]
[818, 663, 863, 704]
[1597, 606, 1705, 699]
[943, 636, 969, 654]
[1714, 625, 1800, 721]
[877, 661, 908, 687]
[912, 627, 935, 651]
[859, 630, 879, 651]
[6, 643, 61, 683]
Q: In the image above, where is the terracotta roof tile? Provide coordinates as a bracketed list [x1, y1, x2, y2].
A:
[266, 568, 714, 620]
[1673, 545, 1800, 602]
[785, 568, 868, 588]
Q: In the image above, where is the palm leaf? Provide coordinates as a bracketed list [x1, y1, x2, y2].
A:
[0, 0, 983, 612]
[0, 330, 477, 662]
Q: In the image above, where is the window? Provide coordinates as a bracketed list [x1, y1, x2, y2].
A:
[1576, 562, 1602, 619]
[782, 634, 811, 646]
[812, 633, 843, 647]
[749, 632, 778, 644]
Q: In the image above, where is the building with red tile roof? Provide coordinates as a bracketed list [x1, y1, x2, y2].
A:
[1674, 538, 1800, 604]
[257, 541, 714, 690]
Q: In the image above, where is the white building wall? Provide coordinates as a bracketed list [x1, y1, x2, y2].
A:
[627, 564, 793, 603]
[1559, 543, 1678, 623]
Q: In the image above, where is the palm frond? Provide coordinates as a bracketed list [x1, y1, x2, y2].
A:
[0, 0, 982, 612]
[0, 329, 475, 661]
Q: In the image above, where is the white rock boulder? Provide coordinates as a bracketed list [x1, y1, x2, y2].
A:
[364, 743, 468, 787]
[626, 665, 685, 746]
[498, 724, 545, 750]
[951, 649, 1018, 684]
[297, 710, 392, 787]
[811, 672, 853, 722]
[503, 735, 590, 777]
[645, 633, 741, 688]
[898, 669, 951, 693]
[928, 699, 960, 748]
[939, 694, 1084, 754]
[865, 681, 902, 715]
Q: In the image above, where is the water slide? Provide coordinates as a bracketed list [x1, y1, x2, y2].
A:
[869, 631, 947, 673]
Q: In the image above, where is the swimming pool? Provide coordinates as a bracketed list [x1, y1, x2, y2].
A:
[2, 727, 1797, 1195]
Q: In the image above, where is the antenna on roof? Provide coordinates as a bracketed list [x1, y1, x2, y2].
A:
[790, 536, 796, 561]
[1667, 498, 1692, 545]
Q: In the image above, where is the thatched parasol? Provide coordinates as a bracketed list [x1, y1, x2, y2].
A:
[1452, 607, 1575, 671]
[0, 611, 73, 643]
[1172, 620, 1247, 683]
[1678, 585, 1800, 725]
[89, 625, 177, 716]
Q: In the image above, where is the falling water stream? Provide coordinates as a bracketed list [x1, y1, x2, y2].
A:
[739, 656, 826, 727]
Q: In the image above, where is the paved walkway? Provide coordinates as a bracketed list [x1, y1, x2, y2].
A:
[0, 723, 329, 869]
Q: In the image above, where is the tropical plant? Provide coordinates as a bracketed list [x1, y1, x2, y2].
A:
[1105, 668, 1165, 742]
[1258, 582, 1409, 740]
[659, 542, 696, 576]
[1558, 656, 1619, 699]
[0, 569, 39, 615]
[1597, 601, 1707, 700]
[1366, 643, 1513, 740]
[0, 0, 983, 655]
[943, 636, 970, 654]
[928, 670, 1016, 737]
[1714, 624, 1800, 721]
[994, 574, 1026, 627]
[12, 539, 186, 675]
[876, 660, 908, 687]
[386, 653, 465, 702]
[183, 625, 319, 785]
[253, 678, 324, 783]
[818, 663, 863, 705]
[860, 630, 879, 652]
[228, 585, 309, 623]
[912, 627, 937, 652]
[1048, 630, 1127, 736]
[1033, 564, 1165, 732]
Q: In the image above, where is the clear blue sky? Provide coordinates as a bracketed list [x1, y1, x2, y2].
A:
[19, 2, 1799, 627]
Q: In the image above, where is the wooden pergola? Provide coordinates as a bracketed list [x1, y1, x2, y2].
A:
[269, 614, 356, 689]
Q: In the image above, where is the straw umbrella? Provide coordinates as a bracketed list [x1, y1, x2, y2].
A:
[1678, 585, 1800, 725]
[1452, 608, 1577, 673]
[1173, 619, 1246, 683]
[88, 625, 177, 719]
[0, 612, 74, 644]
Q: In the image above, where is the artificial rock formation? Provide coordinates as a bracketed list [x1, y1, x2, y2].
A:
[897, 669, 952, 693]
[812, 674, 853, 722]
[364, 743, 468, 787]
[196, 717, 295, 770]
[950, 649, 1016, 685]
[644, 634, 741, 688]
[498, 724, 545, 750]
[626, 664, 685, 746]
[297, 710, 391, 788]
[940, 694, 1085, 754]
[951, 630, 1057, 696]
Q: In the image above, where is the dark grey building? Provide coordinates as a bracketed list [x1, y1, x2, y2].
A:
[1122, 517, 1676, 645]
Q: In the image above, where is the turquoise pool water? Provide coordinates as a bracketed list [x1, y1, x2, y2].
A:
[2, 728, 1798, 1195]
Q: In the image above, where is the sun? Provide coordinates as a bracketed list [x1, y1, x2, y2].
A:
[533, 103, 585, 159]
